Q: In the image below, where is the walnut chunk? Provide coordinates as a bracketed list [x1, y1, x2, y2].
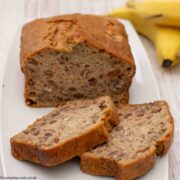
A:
[33, 131, 40, 136]
[54, 137, 60, 143]
[124, 113, 132, 118]
[50, 120, 57, 124]
[69, 87, 77, 91]
[30, 58, 39, 65]
[45, 133, 53, 137]
[27, 79, 35, 86]
[98, 100, 107, 110]
[26, 99, 37, 106]
[88, 78, 97, 86]
[151, 106, 162, 113]
[44, 70, 54, 77]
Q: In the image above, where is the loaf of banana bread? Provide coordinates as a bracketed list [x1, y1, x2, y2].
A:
[20, 14, 135, 107]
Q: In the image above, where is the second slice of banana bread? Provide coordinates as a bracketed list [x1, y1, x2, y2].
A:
[80, 101, 174, 180]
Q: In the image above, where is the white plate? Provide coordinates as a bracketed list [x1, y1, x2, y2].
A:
[0, 19, 168, 180]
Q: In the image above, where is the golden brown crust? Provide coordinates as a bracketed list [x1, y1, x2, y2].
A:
[116, 147, 156, 180]
[81, 147, 156, 180]
[10, 97, 119, 166]
[155, 102, 174, 156]
[11, 123, 109, 166]
[20, 14, 135, 69]
[80, 101, 174, 180]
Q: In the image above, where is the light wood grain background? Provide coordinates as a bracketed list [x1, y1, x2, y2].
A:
[0, 0, 179, 179]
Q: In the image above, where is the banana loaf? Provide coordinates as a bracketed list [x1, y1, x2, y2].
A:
[20, 14, 135, 107]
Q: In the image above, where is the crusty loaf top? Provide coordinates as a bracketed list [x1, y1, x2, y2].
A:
[20, 14, 135, 67]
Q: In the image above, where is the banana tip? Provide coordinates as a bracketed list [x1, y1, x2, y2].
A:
[162, 59, 173, 68]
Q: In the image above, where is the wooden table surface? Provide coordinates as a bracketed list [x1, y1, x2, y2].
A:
[0, 0, 179, 179]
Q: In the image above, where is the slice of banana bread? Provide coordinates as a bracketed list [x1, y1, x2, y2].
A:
[20, 14, 135, 107]
[10, 96, 119, 166]
[80, 101, 174, 180]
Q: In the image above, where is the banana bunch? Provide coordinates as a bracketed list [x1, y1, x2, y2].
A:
[108, 0, 180, 68]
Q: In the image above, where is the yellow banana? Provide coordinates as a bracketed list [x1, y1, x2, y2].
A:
[108, 7, 180, 67]
[127, 0, 180, 27]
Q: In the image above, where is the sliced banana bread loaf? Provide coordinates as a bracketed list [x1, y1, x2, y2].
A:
[20, 14, 135, 107]
[80, 101, 174, 180]
[10, 96, 119, 166]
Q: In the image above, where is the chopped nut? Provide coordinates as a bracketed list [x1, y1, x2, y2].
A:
[33, 131, 40, 136]
[45, 133, 52, 137]
[44, 70, 54, 77]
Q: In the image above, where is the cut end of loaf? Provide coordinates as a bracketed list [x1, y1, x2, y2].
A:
[10, 96, 119, 166]
[23, 43, 135, 107]
[80, 101, 174, 179]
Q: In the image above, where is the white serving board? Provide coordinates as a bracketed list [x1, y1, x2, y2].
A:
[0, 19, 168, 180]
